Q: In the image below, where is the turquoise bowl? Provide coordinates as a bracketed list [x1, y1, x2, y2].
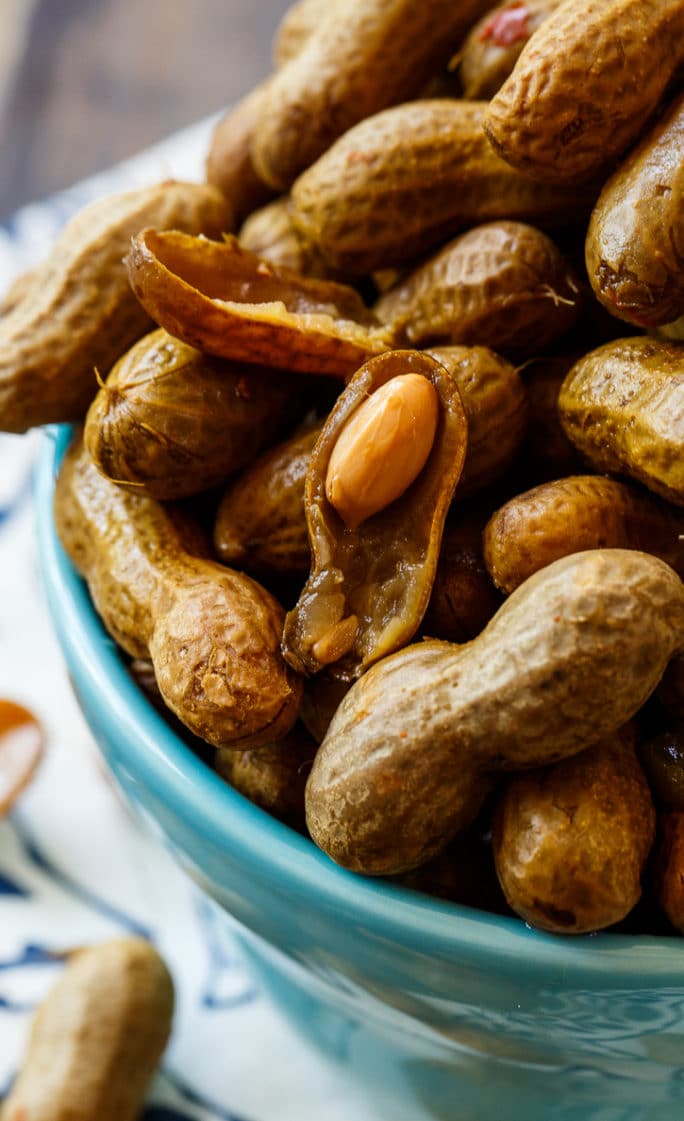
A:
[36, 427, 684, 1121]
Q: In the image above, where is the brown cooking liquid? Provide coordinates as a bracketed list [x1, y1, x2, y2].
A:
[0, 699, 44, 814]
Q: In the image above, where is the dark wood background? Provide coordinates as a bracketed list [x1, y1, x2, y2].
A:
[0, 0, 292, 221]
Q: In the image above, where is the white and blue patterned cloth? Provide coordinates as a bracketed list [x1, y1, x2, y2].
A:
[0, 122, 381, 1120]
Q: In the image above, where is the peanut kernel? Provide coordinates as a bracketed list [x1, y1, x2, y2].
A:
[325, 373, 439, 529]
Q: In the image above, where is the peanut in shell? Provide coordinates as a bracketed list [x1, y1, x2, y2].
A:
[375, 221, 580, 357]
[206, 83, 275, 225]
[459, 0, 564, 100]
[558, 337, 684, 506]
[484, 0, 684, 184]
[484, 476, 684, 594]
[290, 100, 598, 275]
[306, 550, 684, 874]
[0, 181, 230, 433]
[586, 92, 684, 329]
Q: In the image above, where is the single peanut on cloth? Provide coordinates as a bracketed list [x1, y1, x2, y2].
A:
[0, 181, 230, 433]
[484, 0, 684, 184]
[586, 91, 684, 329]
[558, 338, 684, 506]
[1, 938, 174, 1121]
[305, 550, 684, 875]
[290, 101, 598, 275]
[125, 229, 392, 378]
[283, 350, 467, 681]
[483, 476, 684, 594]
[252, 0, 494, 191]
[493, 726, 655, 934]
[325, 373, 439, 530]
[54, 437, 302, 749]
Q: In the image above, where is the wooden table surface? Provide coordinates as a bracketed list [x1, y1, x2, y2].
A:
[0, 0, 292, 221]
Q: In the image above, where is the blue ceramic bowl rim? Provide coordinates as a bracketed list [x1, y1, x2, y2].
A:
[35, 425, 684, 986]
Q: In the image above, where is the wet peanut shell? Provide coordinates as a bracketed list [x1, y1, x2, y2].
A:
[586, 92, 684, 328]
[306, 549, 684, 874]
[54, 437, 302, 749]
[253, 0, 493, 191]
[426, 346, 528, 498]
[484, 0, 684, 184]
[2, 938, 174, 1121]
[206, 83, 275, 225]
[0, 181, 230, 433]
[126, 229, 391, 378]
[484, 475, 684, 594]
[375, 221, 580, 357]
[423, 507, 502, 643]
[283, 350, 468, 681]
[215, 724, 315, 825]
[558, 337, 684, 506]
[654, 810, 684, 933]
[493, 726, 655, 934]
[290, 100, 598, 275]
[84, 329, 297, 500]
[459, 0, 563, 100]
[214, 420, 322, 574]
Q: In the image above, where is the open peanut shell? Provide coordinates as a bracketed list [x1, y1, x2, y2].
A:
[282, 350, 468, 681]
[125, 230, 392, 377]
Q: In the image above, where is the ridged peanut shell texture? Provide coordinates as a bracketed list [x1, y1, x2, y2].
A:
[2, 938, 174, 1121]
[484, 0, 684, 183]
[306, 550, 684, 874]
[54, 438, 301, 748]
[84, 329, 296, 500]
[126, 229, 391, 377]
[558, 338, 684, 505]
[283, 351, 468, 681]
[586, 92, 684, 328]
[0, 181, 230, 433]
[494, 727, 655, 934]
[253, 0, 493, 190]
[484, 476, 684, 593]
[375, 221, 580, 357]
[290, 100, 597, 274]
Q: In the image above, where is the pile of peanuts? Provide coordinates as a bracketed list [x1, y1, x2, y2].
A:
[2, 0, 684, 939]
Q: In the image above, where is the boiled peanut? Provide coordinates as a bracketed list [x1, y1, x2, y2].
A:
[215, 724, 315, 825]
[55, 437, 302, 749]
[399, 827, 508, 915]
[306, 550, 684, 874]
[640, 730, 684, 811]
[273, 0, 331, 67]
[0, 181, 230, 433]
[516, 354, 583, 483]
[375, 221, 580, 356]
[0, 700, 44, 816]
[586, 92, 684, 329]
[84, 329, 296, 500]
[459, 0, 564, 100]
[239, 196, 345, 280]
[493, 726, 655, 934]
[558, 337, 684, 506]
[325, 373, 440, 530]
[125, 229, 392, 378]
[206, 83, 275, 225]
[253, 0, 493, 191]
[484, 0, 684, 184]
[214, 420, 322, 574]
[484, 476, 684, 594]
[1, 267, 37, 316]
[290, 100, 598, 275]
[1, 938, 174, 1121]
[283, 351, 468, 681]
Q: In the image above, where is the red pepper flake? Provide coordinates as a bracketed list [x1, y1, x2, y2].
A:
[479, 2, 530, 46]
